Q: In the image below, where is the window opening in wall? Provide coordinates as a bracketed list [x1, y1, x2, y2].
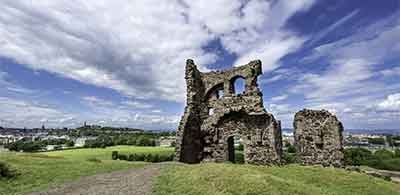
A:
[233, 77, 245, 95]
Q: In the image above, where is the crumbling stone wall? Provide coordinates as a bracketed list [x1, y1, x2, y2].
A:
[176, 59, 282, 165]
[293, 109, 344, 167]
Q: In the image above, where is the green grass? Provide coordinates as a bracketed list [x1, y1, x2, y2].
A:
[0, 146, 174, 195]
[2, 146, 399, 195]
[153, 163, 400, 195]
[42, 145, 174, 160]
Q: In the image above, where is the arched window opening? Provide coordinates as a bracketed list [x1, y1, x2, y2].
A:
[206, 83, 224, 101]
[208, 108, 215, 116]
[232, 77, 246, 95]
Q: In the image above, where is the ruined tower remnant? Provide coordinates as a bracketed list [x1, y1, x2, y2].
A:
[293, 109, 344, 167]
[175, 59, 283, 165]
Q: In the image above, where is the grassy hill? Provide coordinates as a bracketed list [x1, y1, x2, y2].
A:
[0, 146, 173, 195]
[154, 163, 400, 195]
[1, 146, 399, 195]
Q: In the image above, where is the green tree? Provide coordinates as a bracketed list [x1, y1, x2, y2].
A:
[343, 148, 373, 166]
[367, 137, 385, 145]
[287, 145, 296, 153]
[374, 149, 394, 160]
[386, 135, 393, 147]
[66, 140, 75, 147]
[395, 148, 400, 158]
[235, 144, 244, 151]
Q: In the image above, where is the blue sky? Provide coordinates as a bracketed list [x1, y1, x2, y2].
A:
[0, 0, 399, 130]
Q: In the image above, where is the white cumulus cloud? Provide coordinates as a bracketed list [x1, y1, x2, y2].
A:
[378, 93, 400, 111]
[0, 0, 315, 103]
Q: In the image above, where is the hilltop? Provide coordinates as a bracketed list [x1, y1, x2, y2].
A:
[1, 146, 399, 195]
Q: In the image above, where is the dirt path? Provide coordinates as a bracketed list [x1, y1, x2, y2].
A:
[26, 164, 161, 195]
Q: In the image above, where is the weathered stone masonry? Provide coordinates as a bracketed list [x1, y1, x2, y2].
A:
[294, 109, 344, 167]
[175, 59, 344, 167]
[175, 59, 283, 165]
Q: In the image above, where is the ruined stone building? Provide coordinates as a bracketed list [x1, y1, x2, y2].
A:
[175, 59, 344, 167]
[294, 109, 344, 167]
[175, 59, 283, 165]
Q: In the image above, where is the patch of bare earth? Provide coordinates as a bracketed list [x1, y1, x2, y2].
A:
[25, 164, 161, 195]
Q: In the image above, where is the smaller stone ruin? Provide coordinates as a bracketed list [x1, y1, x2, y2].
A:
[293, 109, 344, 167]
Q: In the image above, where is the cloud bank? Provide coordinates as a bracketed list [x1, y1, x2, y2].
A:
[0, 0, 315, 103]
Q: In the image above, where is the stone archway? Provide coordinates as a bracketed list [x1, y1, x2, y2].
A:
[175, 59, 283, 165]
[202, 110, 282, 165]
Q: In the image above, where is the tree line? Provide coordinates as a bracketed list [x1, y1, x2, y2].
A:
[5, 138, 74, 152]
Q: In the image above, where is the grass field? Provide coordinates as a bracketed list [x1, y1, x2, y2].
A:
[2, 146, 399, 195]
[42, 145, 175, 160]
[0, 146, 174, 195]
[153, 163, 400, 195]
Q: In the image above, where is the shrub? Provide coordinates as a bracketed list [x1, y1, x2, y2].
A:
[128, 154, 136, 161]
[374, 149, 394, 160]
[367, 137, 385, 145]
[7, 140, 44, 152]
[66, 140, 75, 147]
[86, 158, 102, 163]
[112, 152, 174, 162]
[118, 154, 128, 161]
[152, 154, 160, 162]
[136, 136, 156, 146]
[395, 148, 400, 158]
[235, 144, 244, 151]
[234, 151, 244, 164]
[84, 135, 114, 148]
[283, 152, 296, 164]
[144, 154, 153, 162]
[344, 148, 373, 166]
[344, 147, 400, 171]
[159, 153, 171, 162]
[136, 153, 145, 161]
[112, 151, 118, 160]
[367, 158, 400, 171]
[53, 145, 62, 150]
[287, 145, 296, 153]
[0, 161, 17, 179]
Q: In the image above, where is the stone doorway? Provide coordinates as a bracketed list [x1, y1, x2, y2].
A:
[227, 136, 235, 162]
[227, 135, 244, 163]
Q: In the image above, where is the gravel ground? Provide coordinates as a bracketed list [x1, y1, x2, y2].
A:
[25, 164, 161, 195]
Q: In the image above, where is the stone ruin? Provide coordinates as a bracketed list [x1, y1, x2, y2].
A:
[175, 59, 282, 165]
[175, 59, 344, 167]
[294, 109, 344, 167]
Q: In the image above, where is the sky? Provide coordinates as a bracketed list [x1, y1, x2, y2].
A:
[0, 0, 399, 130]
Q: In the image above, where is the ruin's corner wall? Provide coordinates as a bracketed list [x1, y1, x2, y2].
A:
[175, 59, 283, 165]
[293, 109, 344, 167]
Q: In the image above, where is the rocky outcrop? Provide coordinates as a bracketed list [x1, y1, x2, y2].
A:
[294, 109, 344, 167]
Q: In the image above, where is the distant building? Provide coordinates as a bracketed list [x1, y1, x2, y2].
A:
[282, 131, 294, 146]
[74, 136, 97, 147]
[46, 145, 56, 151]
[46, 145, 64, 151]
[41, 135, 69, 140]
[0, 135, 20, 145]
[158, 136, 176, 147]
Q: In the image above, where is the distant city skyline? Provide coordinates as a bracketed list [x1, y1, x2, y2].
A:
[0, 0, 399, 130]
